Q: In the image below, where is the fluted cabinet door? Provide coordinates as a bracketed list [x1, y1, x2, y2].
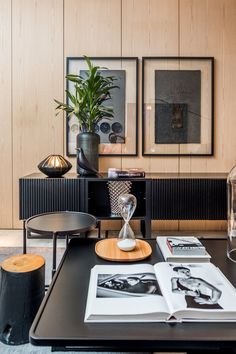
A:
[19, 177, 81, 219]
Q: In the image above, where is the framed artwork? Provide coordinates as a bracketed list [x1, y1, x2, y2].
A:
[142, 57, 214, 156]
[66, 57, 138, 156]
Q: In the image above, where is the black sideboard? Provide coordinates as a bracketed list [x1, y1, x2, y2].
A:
[19, 173, 227, 237]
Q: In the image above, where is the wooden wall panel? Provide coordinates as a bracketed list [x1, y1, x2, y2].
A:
[64, 0, 122, 174]
[122, 0, 180, 174]
[222, 0, 236, 171]
[64, 0, 122, 230]
[0, 0, 12, 227]
[179, 0, 225, 173]
[12, 0, 64, 228]
[1, 0, 235, 231]
[179, 0, 236, 231]
[122, 0, 179, 231]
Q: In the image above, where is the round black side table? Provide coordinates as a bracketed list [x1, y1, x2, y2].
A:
[25, 211, 97, 276]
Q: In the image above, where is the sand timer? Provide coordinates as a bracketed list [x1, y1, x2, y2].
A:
[117, 193, 137, 251]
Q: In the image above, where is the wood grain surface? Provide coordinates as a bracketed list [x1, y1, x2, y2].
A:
[2, 254, 45, 273]
[2, 0, 235, 232]
[95, 238, 152, 262]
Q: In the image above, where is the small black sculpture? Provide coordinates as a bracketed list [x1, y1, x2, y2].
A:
[76, 147, 100, 176]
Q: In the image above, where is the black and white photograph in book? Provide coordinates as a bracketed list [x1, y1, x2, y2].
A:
[170, 265, 222, 309]
[96, 272, 162, 298]
[85, 263, 236, 322]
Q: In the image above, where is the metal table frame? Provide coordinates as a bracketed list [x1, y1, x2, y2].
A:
[25, 211, 97, 276]
[30, 238, 236, 353]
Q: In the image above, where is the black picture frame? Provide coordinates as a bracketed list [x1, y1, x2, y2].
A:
[142, 57, 214, 156]
[66, 57, 139, 157]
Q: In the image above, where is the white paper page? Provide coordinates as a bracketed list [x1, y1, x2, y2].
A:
[154, 262, 236, 316]
[85, 263, 169, 321]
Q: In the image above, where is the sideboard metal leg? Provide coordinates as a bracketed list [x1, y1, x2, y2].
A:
[23, 220, 27, 254]
[52, 232, 57, 278]
[140, 220, 146, 238]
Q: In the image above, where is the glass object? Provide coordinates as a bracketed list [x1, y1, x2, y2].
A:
[117, 194, 137, 252]
[38, 155, 72, 177]
[107, 181, 132, 216]
[227, 165, 236, 262]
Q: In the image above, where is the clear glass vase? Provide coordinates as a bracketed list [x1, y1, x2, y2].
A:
[227, 165, 236, 262]
[117, 194, 137, 252]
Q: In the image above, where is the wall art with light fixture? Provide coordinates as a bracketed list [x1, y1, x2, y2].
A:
[142, 57, 214, 156]
[66, 57, 138, 157]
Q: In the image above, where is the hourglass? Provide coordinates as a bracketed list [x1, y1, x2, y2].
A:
[117, 194, 137, 251]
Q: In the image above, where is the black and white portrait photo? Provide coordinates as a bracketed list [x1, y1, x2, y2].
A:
[96, 272, 162, 298]
[171, 265, 222, 309]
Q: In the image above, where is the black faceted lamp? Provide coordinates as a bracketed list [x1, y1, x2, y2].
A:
[38, 155, 72, 177]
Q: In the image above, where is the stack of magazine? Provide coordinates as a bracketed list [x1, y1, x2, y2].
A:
[156, 236, 211, 262]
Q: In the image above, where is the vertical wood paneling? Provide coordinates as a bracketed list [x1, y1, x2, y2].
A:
[179, 0, 224, 173]
[122, 0, 179, 231]
[0, 0, 12, 227]
[64, 0, 122, 230]
[0, 0, 234, 231]
[222, 0, 236, 171]
[64, 0, 122, 173]
[179, 0, 235, 231]
[12, 0, 64, 228]
[122, 0, 180, 174]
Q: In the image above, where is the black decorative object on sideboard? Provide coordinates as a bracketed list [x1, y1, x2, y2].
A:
[38, 155, 72, 178]
[19, 173, 227, 237]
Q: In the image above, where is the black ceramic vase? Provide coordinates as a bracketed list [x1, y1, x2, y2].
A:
[76, 133, 100, 176]
[38, 155, 72, 177]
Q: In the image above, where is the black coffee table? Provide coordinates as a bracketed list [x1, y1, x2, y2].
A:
[26, 211, 97, 276]
[30, 238, 236, 353]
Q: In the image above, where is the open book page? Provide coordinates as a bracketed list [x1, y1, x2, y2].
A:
[85, 263, 170, 322]
[154, 262, 236, 321]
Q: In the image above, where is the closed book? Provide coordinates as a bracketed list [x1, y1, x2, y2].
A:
[108, 168, 145, 178]
[156, 236, 211, 262]
[166, 237, 206, 256]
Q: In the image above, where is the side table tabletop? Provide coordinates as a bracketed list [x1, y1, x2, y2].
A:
[26, 211, 97, 276]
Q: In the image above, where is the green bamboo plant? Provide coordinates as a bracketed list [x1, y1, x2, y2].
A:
[55, 56, 118, 132]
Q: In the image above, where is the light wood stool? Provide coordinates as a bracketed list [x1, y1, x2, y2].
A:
[0, 254, 45, 345]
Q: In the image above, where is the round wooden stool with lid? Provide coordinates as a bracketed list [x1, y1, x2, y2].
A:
[0, 254, 45, 345]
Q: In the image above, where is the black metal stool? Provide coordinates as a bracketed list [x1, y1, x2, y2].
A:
[25, 211, 97, 277]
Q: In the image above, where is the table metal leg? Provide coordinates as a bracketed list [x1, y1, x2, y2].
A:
[66, 234, 69, 247]
[97, 220, 101, 238]
[52, 232, 57, 277]
[23, 220, 26, 254]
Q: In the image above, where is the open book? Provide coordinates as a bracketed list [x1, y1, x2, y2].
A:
[85, 262, 236, 322]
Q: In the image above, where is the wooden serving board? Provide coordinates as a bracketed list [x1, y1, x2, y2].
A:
[95, 238, 152, 262]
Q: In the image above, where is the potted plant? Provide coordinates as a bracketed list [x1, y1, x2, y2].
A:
[55, 56, 118, 175]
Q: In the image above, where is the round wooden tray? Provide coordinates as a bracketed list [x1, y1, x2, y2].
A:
[95, 238, 152, 262]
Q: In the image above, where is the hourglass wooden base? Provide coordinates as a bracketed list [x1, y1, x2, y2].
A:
[95, 238, 152, 262]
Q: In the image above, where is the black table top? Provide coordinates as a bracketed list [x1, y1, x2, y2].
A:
[30, 238, 236, 352]
[26, 211, 97, 235]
